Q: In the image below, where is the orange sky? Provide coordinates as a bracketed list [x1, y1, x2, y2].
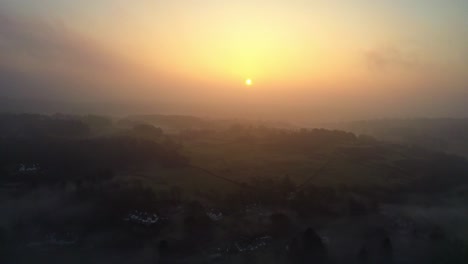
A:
[1, 1, 468, 121]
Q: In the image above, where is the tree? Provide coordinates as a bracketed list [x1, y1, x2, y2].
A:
[302, 228, 328, 263]
[133, 124, 163, 138]
[380, 237, 393, 264]
[158, 240, 170, 263]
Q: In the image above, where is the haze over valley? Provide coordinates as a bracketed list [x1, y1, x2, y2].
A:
[1, 1, 468, 263]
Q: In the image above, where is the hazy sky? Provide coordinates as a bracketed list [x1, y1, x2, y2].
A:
[1, 0, 468, 121]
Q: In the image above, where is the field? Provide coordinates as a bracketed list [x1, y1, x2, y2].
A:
[1, 114, 468, 263]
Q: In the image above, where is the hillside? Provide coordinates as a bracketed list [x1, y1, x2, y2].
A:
[1, 114, 468, 263]
[342, 118, 468, 158]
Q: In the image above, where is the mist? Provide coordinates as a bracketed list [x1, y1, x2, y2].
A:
[2, 3, 468, 262]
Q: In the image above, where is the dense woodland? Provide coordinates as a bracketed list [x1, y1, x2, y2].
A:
[1, 114, 468, 263]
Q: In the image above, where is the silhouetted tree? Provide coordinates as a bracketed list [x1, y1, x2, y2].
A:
[302, 228, 328, 263]
[380, 236, 393, 264]
[158, 240, 171, 264]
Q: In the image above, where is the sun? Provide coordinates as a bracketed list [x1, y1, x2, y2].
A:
[245, 79, 252, 86]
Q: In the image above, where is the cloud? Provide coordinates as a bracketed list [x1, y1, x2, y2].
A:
[0, 11, 124, 72]
[364, 46, 419, 72]
[0, 10, 155, 100]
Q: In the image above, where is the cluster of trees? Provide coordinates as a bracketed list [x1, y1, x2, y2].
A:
[0, 136, 187, 183]
[0, 114, 188, 185]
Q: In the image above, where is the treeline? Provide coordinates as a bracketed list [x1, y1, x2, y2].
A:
[0, 113, 188, 184]
[180, 125, 360, 146]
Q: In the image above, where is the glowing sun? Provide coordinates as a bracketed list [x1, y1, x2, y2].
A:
[245, 79, 252, 86]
